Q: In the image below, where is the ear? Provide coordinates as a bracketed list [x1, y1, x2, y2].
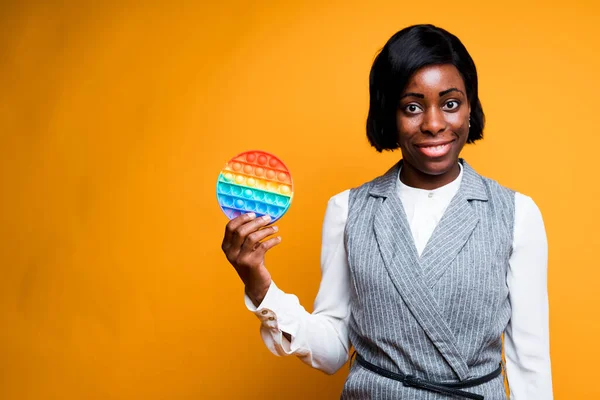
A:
[467, 103, 472, 128]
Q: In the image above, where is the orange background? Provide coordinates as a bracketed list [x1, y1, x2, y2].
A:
[1, 1, 599, 399]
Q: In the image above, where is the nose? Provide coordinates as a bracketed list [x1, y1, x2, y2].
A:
[420, 107, 446, 135]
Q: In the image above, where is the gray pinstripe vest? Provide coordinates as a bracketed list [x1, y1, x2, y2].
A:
[342, 159, 514, 400]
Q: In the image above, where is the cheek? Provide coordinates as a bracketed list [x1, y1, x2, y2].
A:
[448, 113, 470, 136]
[447, 112, 466, 127]
[396, 114, 419, 140]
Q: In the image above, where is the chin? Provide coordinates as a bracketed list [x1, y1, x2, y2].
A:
[418, 158, 456, 175]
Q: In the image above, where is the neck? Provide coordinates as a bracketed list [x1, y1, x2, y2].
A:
[399, 161, 461, 190]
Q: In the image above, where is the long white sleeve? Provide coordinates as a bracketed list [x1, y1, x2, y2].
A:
[244, 190, 352, 375]
[243, 187, 554, 392]
[505, 193, 553, 398]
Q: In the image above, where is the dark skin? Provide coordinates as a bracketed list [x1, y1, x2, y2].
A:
[221, 63, 471, 308]
[396, 63, 471, 189]
[221, 213, 279, 306]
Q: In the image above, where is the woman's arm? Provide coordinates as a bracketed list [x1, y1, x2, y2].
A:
[244, 191, 352, 375]
[505, 193, 553, 399]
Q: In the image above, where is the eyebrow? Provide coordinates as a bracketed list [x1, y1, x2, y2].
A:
[399, 87, 465, 100]
[400, 92, 424, 99]
[439, 87, 464, 97]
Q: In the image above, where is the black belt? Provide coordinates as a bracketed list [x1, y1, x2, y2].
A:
[354, 353, 502, 400]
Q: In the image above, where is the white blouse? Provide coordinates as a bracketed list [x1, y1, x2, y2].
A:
[245, 164, 553, 399]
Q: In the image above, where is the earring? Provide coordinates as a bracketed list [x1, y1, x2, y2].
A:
[468, 116, 471, 128]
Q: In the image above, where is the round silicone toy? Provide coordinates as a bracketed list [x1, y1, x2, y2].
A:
[216, 150, 293, 222]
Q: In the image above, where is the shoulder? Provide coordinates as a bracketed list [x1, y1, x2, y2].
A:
[477, 173, 516, 200]
[470, 165, 545, 234]
[321, 189, 350, 235]
[476, 173, 542, 219]
[324, 166, 389, 224]
[514, 191, 538, 209]
[462, 159, 515, 208]
[511, 191, 547, 253]
[327, 189, 351, 212]
[346, 162, 400, 201]
[514, 192, 545, 227]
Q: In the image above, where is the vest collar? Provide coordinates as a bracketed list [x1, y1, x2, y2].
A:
[369, 159, 488, 202]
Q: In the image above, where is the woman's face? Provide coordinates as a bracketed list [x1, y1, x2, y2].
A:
[396, 63, 471, 179]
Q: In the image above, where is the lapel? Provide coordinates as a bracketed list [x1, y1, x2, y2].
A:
[369, 159, 487, 380]
[420, 160, 488, 286]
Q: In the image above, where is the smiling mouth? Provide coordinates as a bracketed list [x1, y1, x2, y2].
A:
[415, 140, 454, 158]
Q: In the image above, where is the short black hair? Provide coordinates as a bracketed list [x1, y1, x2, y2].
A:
[366, 24, 485, 152]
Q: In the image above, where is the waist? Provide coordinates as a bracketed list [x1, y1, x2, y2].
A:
[353, 352, 502, 400]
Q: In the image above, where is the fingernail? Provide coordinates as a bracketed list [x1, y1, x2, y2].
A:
[277, 236, 282, 242]
[247, 213, 256, 219]
[272, 226, 279, 232]
[262, 215, 271, 222]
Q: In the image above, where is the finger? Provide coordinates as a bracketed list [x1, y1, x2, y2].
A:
[224, 212, 257, 245]
[237, 235, 282, 269]
[242, 225, 279, 251]
[230, 215, 273, 249]
[251, 236, 282, 259]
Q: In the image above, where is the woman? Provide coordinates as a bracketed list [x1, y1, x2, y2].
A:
[221, 24, 552, 399]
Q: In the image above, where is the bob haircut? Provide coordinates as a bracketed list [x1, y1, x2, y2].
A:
[366, 24, 485, 152]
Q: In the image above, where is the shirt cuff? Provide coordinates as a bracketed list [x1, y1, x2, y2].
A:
[244, 281, 283, 327]
[244, 281, 303, 354]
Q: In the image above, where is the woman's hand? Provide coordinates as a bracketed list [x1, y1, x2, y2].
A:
[221, 213, 281, 306]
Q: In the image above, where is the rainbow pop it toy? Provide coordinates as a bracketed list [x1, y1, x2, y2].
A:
[216, 150, 293, 222]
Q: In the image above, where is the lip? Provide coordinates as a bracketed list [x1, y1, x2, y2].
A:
[415, 139, 455, 148]
[414, 139, 455, 158]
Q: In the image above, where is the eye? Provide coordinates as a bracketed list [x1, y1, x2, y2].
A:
[443, 100, 461, 111]
[403, 104, 423, 114]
